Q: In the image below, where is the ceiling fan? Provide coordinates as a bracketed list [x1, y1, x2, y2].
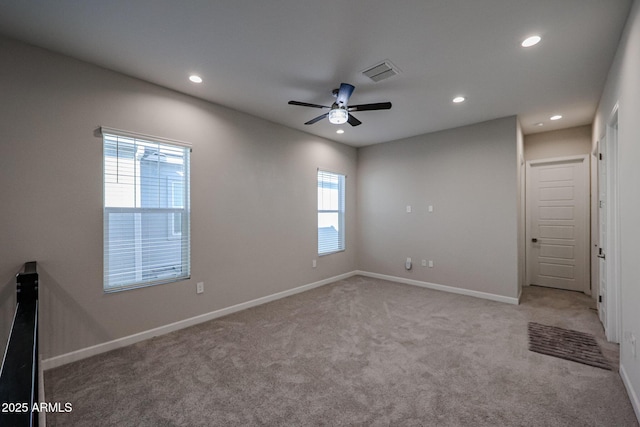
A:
[288, 83, 392, 127]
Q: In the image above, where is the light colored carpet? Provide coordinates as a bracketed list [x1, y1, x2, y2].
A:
[44, 276, 638, 426]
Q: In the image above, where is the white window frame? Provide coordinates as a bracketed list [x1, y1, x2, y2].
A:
[102, 126, 191, 292]
[317, 169, 346, 256]
[168, 177, 184, 240]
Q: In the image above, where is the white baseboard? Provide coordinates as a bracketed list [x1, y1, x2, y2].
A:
[42, 271, 358, 370]
[42, 270, 518, 369]
[620, 363, 640, 423]
[355, 270, 519, 305]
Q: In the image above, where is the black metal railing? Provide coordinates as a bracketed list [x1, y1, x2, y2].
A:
[0, 261, 39, 427]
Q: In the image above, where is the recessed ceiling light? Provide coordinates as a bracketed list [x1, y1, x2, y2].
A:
[189, 75, 203, 83]
[550, 115, 562, 121]
[452, 96, 465, 103]
[521, 35, 541, 48]
[336, 129, 345, 134]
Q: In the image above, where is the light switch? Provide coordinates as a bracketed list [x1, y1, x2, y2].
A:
[428, 205, 434, 213]
[406, 205, 412, 213]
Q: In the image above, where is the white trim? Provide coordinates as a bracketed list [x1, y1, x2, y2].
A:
[316, 167, 347, 179]
[527, 154, 589, 167]
[0, 302, 18, 379]
[608, 102, 619, 125]
[517, 287, 523, 304]
[605, 106, 621, 343]
[99, 126, 193, 148]
[355, 270, 519, 305]
[38, 353, 46, 427]
[42, 271, 358, 370]
[590, 151, 599, 300]
[620, 363, 640, 423]
[30, 301, 38, 412]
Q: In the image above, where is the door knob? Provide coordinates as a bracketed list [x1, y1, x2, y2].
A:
[531, 238, 538, 243]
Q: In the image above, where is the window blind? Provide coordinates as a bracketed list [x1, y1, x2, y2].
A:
[318, 170, 345, 255]
[103, 130, 191, 292]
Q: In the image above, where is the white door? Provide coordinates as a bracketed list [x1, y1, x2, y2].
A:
[598, 107, 620, 343]
[526, 156, 589, 292]
[597, 139, 607, 327]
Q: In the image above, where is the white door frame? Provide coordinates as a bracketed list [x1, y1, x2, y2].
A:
[599, 104, 621, 343]
[590, 150, 599, 305]
[597, 137, 607, 329]
[525, 155, 590, 293]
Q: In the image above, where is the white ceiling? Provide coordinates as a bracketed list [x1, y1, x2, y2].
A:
[0, 0, 632, 147]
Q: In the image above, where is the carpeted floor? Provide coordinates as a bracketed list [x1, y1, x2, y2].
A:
[44, 276, 639, 426]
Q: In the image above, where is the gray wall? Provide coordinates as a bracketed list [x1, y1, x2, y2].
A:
[593, 0, 640, 414]
[0, 37, 357, 359]
[524, 125, 592, 161]
[0, 36, 523, 362]
[357, 117, 520, 299]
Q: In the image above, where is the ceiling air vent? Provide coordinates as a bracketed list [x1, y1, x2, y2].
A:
[362, 60, 400, 82]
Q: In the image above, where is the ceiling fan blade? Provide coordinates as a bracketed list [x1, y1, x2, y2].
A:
[304, 112, 329, 125]
[347, 114, 362, 127]
[288, 101, 331, 108]
[336, 83, 355, 105]
[348, 102, 392, 112]
[289, 100, 330, 109]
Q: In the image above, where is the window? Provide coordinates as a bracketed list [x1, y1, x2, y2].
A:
[103, 128, 191, 292]
[317, 170, 345, 255]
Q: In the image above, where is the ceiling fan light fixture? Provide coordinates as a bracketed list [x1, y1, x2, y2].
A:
[328, 108, 348, 124]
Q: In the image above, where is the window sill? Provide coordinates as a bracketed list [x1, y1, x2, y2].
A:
[318, 249, 345, 257]
[104, 275, 191, 294]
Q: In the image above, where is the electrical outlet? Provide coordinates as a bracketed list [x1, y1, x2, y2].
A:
[421, 259, 427, 267]
[196, 282, 204, 294]
[428, 260, 434, 268]
[312, 259, 317, 268]
[428, 205, 433, 213]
